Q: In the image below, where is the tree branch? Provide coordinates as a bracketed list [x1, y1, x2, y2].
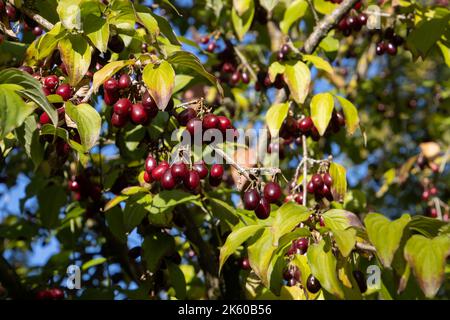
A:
[302, 0, 360, 54]
[302, 135, 308, 206]
[8, 1, 54, 30]
[355, 242, 376, 253]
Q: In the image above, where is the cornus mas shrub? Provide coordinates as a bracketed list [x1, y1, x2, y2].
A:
[0, 0, 449, 300]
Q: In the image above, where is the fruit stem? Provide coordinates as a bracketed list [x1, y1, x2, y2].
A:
[302, 135, 308, 206]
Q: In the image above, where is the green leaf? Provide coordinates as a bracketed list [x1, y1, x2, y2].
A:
[219, 224, 264, 272]
[231, 0, 255, 41]
[280, 0, 307, 35]
[307, 240, 344, 298]
[151, 13, 181, 46]
[208, 197, 240, 226]
[284, 61, 311, 104]
[142, 233, 175, 272]
[404, 235, 450, 298]
[168, 51, 223, 97]
[0, 68, 58, 125]
[84, 15, 110, 53]
[259, 0, 279, 12]
[57, 0, 82, 30]
[364, 213, 411, 268]
[313, 0, 337, 15]
[271, 202, 310, 246]
[268, 61, 285, 82]
[142, 60, 175, 111]
[437, 41, 450, 68]
[38, 185, 67, 229]
[104, 195, 129, 211]
[64, 101, 101, 152]
[408, 215, 448, 238]
[329, 162, 347, 202]
[322, 209, 363, 231]
[333, 229, 356, 257]
[302, 54, 333, 74]
[58, 34, 91, 86]
[265, 102, 290, 137]
[336, 96, 359, 135]
[310, 92, 334, 136]
[167, 261, 187, 299]
[121, 186, 149, 195]
[105, 206, 127, 243]
[15, 115, 44, 168]
[93, 60, 134, 92]
[0, 87, 35, 139]
[134, 5, 159, 42]
[124, 194, 152, 232]
[151, 190, 200, 209]
[248, 228, 276, 286]
[82, 257, 107, 271]
[34, 22, 67, 61]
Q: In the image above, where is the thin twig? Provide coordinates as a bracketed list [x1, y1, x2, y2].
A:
[355, 242, 377, 253]
[8, 1, 54, 30]
[233, 45, 258, 82]
[302, 135, 308, 206]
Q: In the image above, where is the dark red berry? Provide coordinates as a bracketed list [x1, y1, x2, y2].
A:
[145, 156, 157, 174]
[206, 42, 216, 53]
[5, 4, 18, 21]
[428, 207, 438, 218]
[307, 181, 315, 193]
[152, 163, 169, 181]
[184, 170, 200, 191]
[68, 180, 80, 192]
[298, 117, 313, 134]
[171, 162, 189, 181]
[429, 187, 438, 196]
[130, 103, 148, 125]
[48, 288, 64, 300]
[142, 91, 158, 113]
[32, 26, 43, 36]
[241, 72, 250, 84]
[376, 42, 386, 56]
[338, 18, 348, 31]
[104, 78, 118, 92]
[193, 161, 208, 178]
[230, 71, 241, 85]
[111, 113, 127, 127]
[55, 84, 72, 101]
[421, 190, 430, 202]
[39, 112, 51, 125]
[255, 197, 271, 219]
[322, 173, 333, 187]
[210, 164, 224, 179]
[143, 171, 153, 183]
[263, 182, 282, 203]
[217, 116, 232, 133]
[19, 66, 33, 74]
[243, 188, 260, 210]
[161, 170, 176, 190]
[288, 278, 297, 287]
[177, 108, 197, 126]
[240, 257, 251, 270]
[281, 44, 290, 55]
[357, 13, 367, 26]
[113, 98, 132, 116]
[103, 89, 119, 105]
[186, 117, 202, 136]
[311, 174, 324, 190]
[203, 113, 219, 130]
[43, 75, 59, 91]
[221, 62, 235, 73]
[353, 0, 362, 10]
[386, 42, 397, 56]
[277, 51, 285, 61]
[118, 73, 132, 89]
[306, 274, 321, 293]
[200, 35, 210, 44]
[209, 176, 222, 187]
[108, 34, 125, 53]
[393, 35, 404, 46]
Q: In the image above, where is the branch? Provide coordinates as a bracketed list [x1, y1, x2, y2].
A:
[302, 0, 360, 54]
[8, 1, 54, 30]
[302, 135, 308, 206]
[355, 242, 376, 253]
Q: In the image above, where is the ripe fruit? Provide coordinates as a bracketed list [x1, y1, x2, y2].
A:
[39, 112, 51, 125]
[255, 197, 270, 219]
[184, 170, 200, 191]
[210, 164, 224, 179]
[307, 181, 315, 193]
[230, 71, 241, 85]
[145, 156, 157, 173]
[108, 35, 125, 53]
[294, 238, 308, 254]
[352, 270, 367, 293]
[104, 89, 119, 105]
[386, 42, 397, 56]
[311, 174, 324, 190]
[429, 186, 438, 196]
[298, 117, 313, 134]
[193, 161, 208, 178]
[376, 42, 386, 56]
[280, 44, 290, 55]
[221, 62, 235, 73]
[113, 98, 132, 116]
[142, 91, 157, 111]
[104, 78, 118, 92]
[323, 173, 333, 187]
[152, 163, 169, 181]
[428, 207, 438, 218]
[171, 162, 189, 180]
[177, 108, 197, 126]
[200, 35, 210, 44]
[130, 103, 148, 125]
[161, 170, 176, 190]
[243, 189, 260, 210]
[203, 113, 219, 130]
[263, 182, 282, 203]
[5, 4, 18, 21]
[143, 171, 153, 183]
[68, 180, 80, 192]
[32, 26, 43, 36]
[186, 117, 202, 136]
[43, 75, 59, 91]
[118, 73, 132, 89]
[241, 72, 250, 84]
[240, 257, 251, 270]
[206, 42, 216, 52]
[55, 84, 72, 101]
[111, 113, 127, 127]
[421, 190, 430, 202]
[217, 116, 232, 133]
[306, 274, 321, 293]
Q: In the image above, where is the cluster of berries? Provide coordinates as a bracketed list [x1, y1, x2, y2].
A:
[307, 173, 334, 201]
[68, 174, 102, 202]
[0, 1, 43, 38]
[242, 182, 282, 219]
[375, 28, 404, 56]
[337, 11, 368, 37]
[35, 288, 64, 300]
[199, 35, 217, 53]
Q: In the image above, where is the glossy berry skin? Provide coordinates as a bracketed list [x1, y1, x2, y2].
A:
[118, 73, 132, 89]
[43, 75, 59, 91]
[352, 270, 367, 293]
[255, 197, 271, 220]
[142, 91, 158, 117]
[203, 114, 219, 130]
[104, 89, 119, 105]
[298, 117, 313, 134]
[428, 207, 438, 218]
[184, 170, 200, 191]
[230, 71, 241, 85]
[68, 180, 80, 192]
[104, 78, 118, 92]
[240, 257, 251, 270]
[113, 98, 132, 116]
[320, 184, 333, 201]
[263, 182, 282, 203]
[376, 42, 386, 56]
[217, 116, 232, 133]
[200, 35, 210, 44]
[241, 72, 250, 84]
[210, 164, 224, 179]
[130, 103, 149, 125]
[152, 163, 169, 181]
[193, 161, 208, 179]
[306, 274, 321, 293]
[55, 84, 72, 101]
[322, 173, 333, 187]
[386, 42, 397, 56]
[281, 44, 290, 55]
[243, 189, 260, 210]
[111, 113, 127, 127]
[307, 181, 316, 193]
[209, 176, 222, 187]
[294, 238, 308, 254]
[171, 162, 189, 180]
[177, 108, 197, 126]
[5, 4, 18, 21]
[186, 117, 202, 136]
[335, 111, 346, 127]
[108, 35, 125, 53]
[32, 26, 43, 36]
[145, 156, 157, 174]
[421, 190, 430, 202]
[311, 174, 324, 190]
[206, 42, 216, 53]
[161, 170, 176, 190]
[221, 62, 235, 73]
[39, 112, 51, 125]
[429, 187, 438, 196]
[143, 171, 153, 183]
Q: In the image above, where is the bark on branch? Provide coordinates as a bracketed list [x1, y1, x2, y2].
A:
[8, 0, 54, 30]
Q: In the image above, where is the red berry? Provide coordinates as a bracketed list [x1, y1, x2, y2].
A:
[130, 103, 148, 125]
[43, 75, 59, 91]
[5, 4, 18, 21]
[241, 72, 250, 84]
[200, 35, 210, 44]
[145, 156, 157, 173]
[209, 176, 222, 187]
[32, 26, 43, 36]
[295, 238, 308, 253]
[429, 187, 438, 196]
[48, 288, 64, 299]
[103, 89, 119, 105]
[322, 173, 333, 187]
[337, 18, 348, 31]
[171, 162, 189, 180]
[108, 34, 124, 53]
[357, 13, 367, 26]
[118, 73, 132, 89]
[255, 197, 271, 219]
[221, 62, 235, 73]
[143, 171, 153, 183]
[281, 44, 290, 55]
[428, 207, 438, 218]
[186, 117, 202, 136]
[113, 98, 132, 116]
[311, 174, 324, 190]
[206, 42, 216, 52]
[152, 163, 169, 181]
[184, 170, 200, 191]
[104, 78, 118, 92]
[217, 116, 232, 133]
[376, 42, 386, 56]
[111, 113, 127, 127]
[298, 117, 313, 134]
[421, 190, 430, 202]
[230, 71, 241, 85]
[203, 113, 219, 130]
[263, 182, 282, 203]
[307, 180, 316, 193]
[240, 257, 251, 270]
[243, 188, 260, 210]
[161, 170, 176, 189]
[193, 161, 208, 179]
[320, 184, 333, 201]
[19, 66, 33, 74]
[386, 42, 397, 56]
[307, 275, 321, 293]
[68, 180, 80, 192]
[294, 192, 304, 204]
[55, 84, 72, 101]
[210, 164, 224, 179]
[353, 0, 362, 10]
[177, 108, 197, 126]
[142, 91, 158, 111]
[39, 112, 51, 125]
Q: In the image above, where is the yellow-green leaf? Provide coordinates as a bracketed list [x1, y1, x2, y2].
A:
[142, 60, 175, 111]
[302, 54, 333, 74]
[93, 60, 134, 92]
[231, 0, 255, 41]
[58, 34, 91, 86]
[280, 0, 308, 35]
[284, 61, 310, 104]
[336, 96, 359, 135]
[265, 102, 290, 137]
[329, 162, 347, 202]
[310, 92, 334, 136]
